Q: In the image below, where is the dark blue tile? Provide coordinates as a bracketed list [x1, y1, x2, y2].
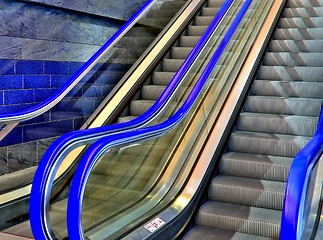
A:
[0, 60, 15, 75]
[68, 62, 84, 74]
[35, 88, 57, 102]
[0, 91, 3, 105]
[0, 103, 36, 114]
[0, 76, 23, 90]
[51, 75, 70, 87]
[16, 60, 43, 74]
[4, 89, 34, 104]
[53, 98, 95, 115]
[0, 126, 23, 147]
[44, 61, 69, 74]
[23, 120, 74, 142]
[101, 85, 114, 96]
[73, 116, 89, 130]
[24, 75, 51, 88]
[65, 86, 82, 98]
[81, 85, 101, 98]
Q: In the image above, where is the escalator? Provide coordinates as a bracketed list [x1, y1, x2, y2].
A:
[0, 0, 234, 238]
[183, 0, 323, 239]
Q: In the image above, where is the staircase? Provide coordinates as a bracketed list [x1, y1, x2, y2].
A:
[183, 0, 323, 239]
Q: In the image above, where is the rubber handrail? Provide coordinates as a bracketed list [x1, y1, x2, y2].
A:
[281, 104, 323, 240]
[67, 1, 252, 239]
[0, 0, 156, 125]
[29, 0, 234, 239]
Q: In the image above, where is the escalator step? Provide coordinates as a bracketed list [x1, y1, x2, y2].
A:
[257, 65, 323, 81]
[183, 226, 275, 240]
[152, 72, 176, 85]
[207, 0, 226, 8]
[228, 131, 311, 158]
[208, 175, 285, 210]
[194, 16, 214, 26]
[251, 80, 323, 99]
[263, 52, 323, 66]
[237, 112, 318, 137]
[278, 17, 323, 28]
[162, 58, 185, 72]
[286, 0, 321, 8]
[142, 85, 166, 100]
[268, 39, 323, 52]
[274, 28, 323, 40]
[171, 47, 193, 59]
[130, 100, 155, 116]
[283, 7, 323, 18]
[201, 7, 220, 16]
[195, 201, 281, 238]
[219, 152, 292, 182]
[244, 95, 322, 116]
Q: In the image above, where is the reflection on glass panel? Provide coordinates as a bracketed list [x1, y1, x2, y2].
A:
[73, 1, 274, 239]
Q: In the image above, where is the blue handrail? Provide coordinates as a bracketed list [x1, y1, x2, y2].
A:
[29, 0, 234, 239]
[0, 1, 157, 124]
[67, 1, 252, 239]
[280, 104, 323, 240]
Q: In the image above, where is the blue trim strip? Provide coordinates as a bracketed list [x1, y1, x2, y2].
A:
[280, 104, 323, 240]
[0, 0, 156, 124]
[67, 1, 252, 239]
[29, 1, 234, 239]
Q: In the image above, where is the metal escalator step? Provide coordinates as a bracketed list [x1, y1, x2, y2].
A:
[208, 175, 285, 210]
[207, 0, 226, 8]
[117, 115, 137, 123]
[194, 16, 214, 26]
[274, 28, 323, 40]
[179, 36, 201, 47]
[195, 201, 281, 238]
[130, 99, 177, 117]
[130, 100, 155, 116]
[251, 80, 323, 99]
[268, 39, 323, 52]
[257, 65, 323, 82]
[219, 152, 292, 182]
[201, 7, 220, 16]
[237, 112, 318, 137]
[283, 7, 323, 17]
[142, 85, 166, 100]
[162, 58, 185, 72]
[278, 17, 323, 28]
[183, 226, 275, 240]
[244, 95, 322, 116]
[171, 47, 193, 59]
[152, 72, 176, 85]
[286, 0, 321, 8]
[228, 131, 311, 158]
[187, 25, 209, 36]
[263, 52, 323, 66]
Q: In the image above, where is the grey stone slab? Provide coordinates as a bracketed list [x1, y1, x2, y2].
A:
[0, 36, 22, 59]
[0, 147, 8, 175]
[7, 142, 37, 173]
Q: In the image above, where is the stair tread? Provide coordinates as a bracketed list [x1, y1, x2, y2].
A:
[184, 226, 276, 240]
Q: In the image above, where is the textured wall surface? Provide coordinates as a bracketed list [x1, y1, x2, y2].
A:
[0, 0, 142, 176]
[0, 0, 123, 62]
[17, 0, 146, 20]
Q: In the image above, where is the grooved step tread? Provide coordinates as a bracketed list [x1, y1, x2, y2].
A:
[183, 226, 276, 240]
[269, 39, 323, 52]
[237, 112, 318, 137]
[196, 201, 281, 238]
[209, 175, 285, 210]
[251, 80, 323, 99]
[228, 131, 311, 158]
[244, 95, 322, 116]
[219, 152, 292, 182]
